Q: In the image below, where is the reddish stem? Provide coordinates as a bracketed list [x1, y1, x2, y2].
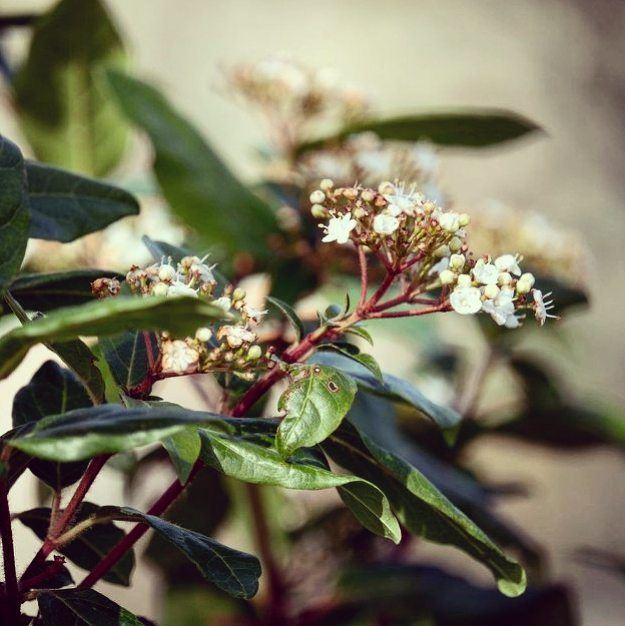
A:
[0, 478, 20, 623]
[357, 246, 368, 311]
[19, 558, 65, 593]
[367, 303, 451, 319]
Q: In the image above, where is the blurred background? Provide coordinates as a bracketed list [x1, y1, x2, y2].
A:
[1, 1, 624, 624]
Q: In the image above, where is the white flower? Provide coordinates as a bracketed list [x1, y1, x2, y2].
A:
[449, 254, 466, 270]
[373, 213, 400, 235]
[450, 286, 482, 315]
[321, 213, 357, 244]
[494, 254, 522, 276]
[212, 296, 232, 312]
[161, 340, 199, 374]
[472, 259, 499, 285]
[219, 325, 257, 348]
[481, 287, 517, 326]
[439, 269, 455, 285]
[456, 274, 472, 288]
[195, 327, 213, 342]
[437, 211, 462, 233]
[167, 282, 198, 298]
[158, 263, 177, 282]
[383, 183, 423, 216]
[532, 289, 558, 326]
[243, 304, 268, 324]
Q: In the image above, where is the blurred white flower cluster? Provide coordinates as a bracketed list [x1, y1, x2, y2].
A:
[310, 180, 556, 328]
[93, 256, 267, 378]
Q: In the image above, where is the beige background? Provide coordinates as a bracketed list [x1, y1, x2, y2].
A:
[1, 1, 625, 624]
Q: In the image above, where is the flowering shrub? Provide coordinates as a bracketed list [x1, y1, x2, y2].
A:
[0, 2, 610, 626]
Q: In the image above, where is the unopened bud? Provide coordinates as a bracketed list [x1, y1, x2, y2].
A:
[498, 272, 512, 286]
[343, 188, 358, 200]
[311, 204, 327, 219]
[449, 254, 465, 270]
[448, 236, 463, 252]
[309, 190, 325, 204]
[158, 264, 177, 282]
[247, 345, 263, 361]
[483, 284, 500, 299]
[439, 269, 455, 285]
[433, 244, 450, 258]
[319, 178, 334, 191]
[232, 287, 246, 301]
[458, 213, 471, 227]
[457, 274, 472, 288]
[516, 272, 535, 294]
[195, 327, 212, 342]
[361, 190, 375, 202]
[152, 282, 169, 297]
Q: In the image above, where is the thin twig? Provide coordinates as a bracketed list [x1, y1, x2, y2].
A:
[0, 478, 20, 623]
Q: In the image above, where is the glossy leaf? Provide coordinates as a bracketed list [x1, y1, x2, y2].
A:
[106, 70, 279, 259]
[0, 135, 30, 296]
[299, 110, 541, 153]
[9, 269, 120, 312]
[162, 428, 202, 483]
[103, 506, 261, 599]
[13, 361, 92, 488]
[10, 404, 226, 462]
[13, 0, 129, 176]
[0, 295, 227, 381]
[18, 503, 135, 586]
[99, 330, 158, 391]
[312, 351, 461, 430]
[323, 422, 526, 597]
[199, 426, 401, 543]
[277, 364, 357, 457]
[319, 343, 383, 381]
[26, 162, 139, 242]
[37, 588, 142, 625]
[267, 296, 305, 341]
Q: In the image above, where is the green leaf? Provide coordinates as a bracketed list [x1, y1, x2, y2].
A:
[322, 422, 526, 597]
[102, 506, 261, 599]
[199, 426, 401, 543]
[266, 296, 305, 341]
[0, 295, 227, 381]
[162, 428, 202, 483]
[10, 404, 227, 462]
[13, 0, 129, 177]
[319, 343, 383, 381]
[299, 110, 542, 153]
[0, 136, 30, 296]
[9, 269, 121, 312]
[106, 70, 279, 259]
[99, 330, 158, 391]
[13, 360, 92, 488]
[276, 364, 357, 457]
[18, 503, 135, 586]
[344, 325, 374, 345]
[25, 162, 139, 242]
[312, 351, 460, 430]
[141, 235, 193, 263]
[37, 588, 143, 625]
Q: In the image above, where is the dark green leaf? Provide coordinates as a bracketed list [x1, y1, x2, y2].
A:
[19, 503, 135, 586]
[312, 351, 460, 430]
[13, 361, 92, 488]
[277, 364, 357, 457]
[29, 560, 74, 590]
[26, 162, 139, 242]
[0, 295, 227, 381]
[14, 0, 129, 177]
[99, 331, 158, 391]
[9, 270, 121, 312]
[344, 325, 374, 345]
[199, 426, 400, 543]
[0, 135, 30, 296]
[37, 588, 142, 625]
[267, 296, 304, 341]
[106, 70, 279, 260]
[322, 422, 526, 597]
[162, 428, 202, 483]
[103, 506, 260, 599]
[141, 235, 193, 263]
[299, 110, 542, 153]
[10, 404, 227, 462]
[319, 344, 383, 381]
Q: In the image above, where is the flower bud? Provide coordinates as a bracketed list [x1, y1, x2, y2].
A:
[449, 254, 465, 270]
[457, 274, 472, 288]
[516, 272, 535, 294]
[361, 190, 375, 202]
[458, 213, 471, 227]
[152, 282, 169, 296]
[483, 284, 500, 300]
[195, 327, 213, 342]
[247, 345, 263, 361]
[343, 188, 358, 200]
[448, 236, 463, 252]
[378, 181, 394, 194]
[232, 287, 246, 301]
[311, 204, 327, 219]
[158, 264, 177, 282]
[439, 269, 455, 285]
[309, 190, 325, 204]
[319, 178, 334, 191]
[498, 272, 512, 286]
[433, 244, 450, 258]
[353, 207, 367, 219]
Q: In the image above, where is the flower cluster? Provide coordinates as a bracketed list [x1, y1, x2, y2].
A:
[468, 201, 589, 287]
[310, 180, 557, 328]
[92, 256, 268, 379]
[226, 56, 367, 151]
[296, 133, 444, 203]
